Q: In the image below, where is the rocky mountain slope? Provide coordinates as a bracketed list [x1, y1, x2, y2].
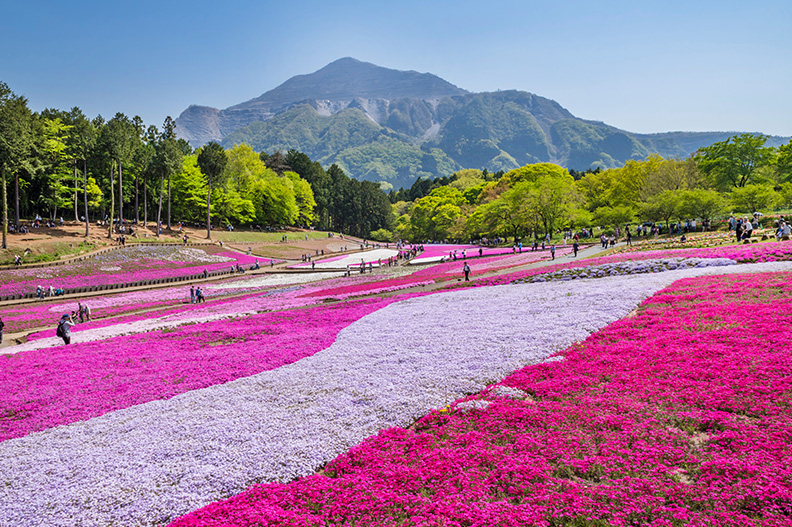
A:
[176, 58, 787, 189]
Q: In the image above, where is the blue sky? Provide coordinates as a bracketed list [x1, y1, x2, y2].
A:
[2, 0, 790, 136]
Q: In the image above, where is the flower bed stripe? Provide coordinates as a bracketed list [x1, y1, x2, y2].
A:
[3, 262, 791, 526]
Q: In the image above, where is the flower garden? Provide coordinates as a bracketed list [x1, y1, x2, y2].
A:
[0, 245, 261, 297]
[2, 240, 792, 526]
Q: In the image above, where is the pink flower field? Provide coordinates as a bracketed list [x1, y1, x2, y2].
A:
[3, 240, 792, 526]
[0, 245, 260, 296]
[170, 272, 792, 527]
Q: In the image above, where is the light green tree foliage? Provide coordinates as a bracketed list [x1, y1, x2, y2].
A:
[409, 186, 465, 240]
[171, 155, 208, 222]
[467, 182, 535, 242]
[448, 169, 485, 190]
[640, 190, 682, 228]
[369, 228, 394, 242]
[640, 157, 702, 199]
[196, 142, 228, 239]
[576, 156, 659, 211]
[284, 171, 316, 226]
[40, 117, 74, 217]
[695, 133, 774, 190]
[462, 182, 488, 205]
[465, 164, 580, 241]
[593, 205, 636, 231]
[501, 162, 568, 187]
[84, 177, 103, 211]
[224, 144, 301, 226]
[777, 140, 792, 183]
[728, 184, 778, 214]
[777, 182, 792, 211]
[677, 189, 726, 223]
[529, 169, 581, 234]
[212, 186, 256, 226]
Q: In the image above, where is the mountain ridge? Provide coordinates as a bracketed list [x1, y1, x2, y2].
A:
[175, 58, 788, 189]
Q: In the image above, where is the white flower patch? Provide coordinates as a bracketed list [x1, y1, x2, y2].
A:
[2, 261, 792, 526]
[99, 266, 121, 272]
[207, 272, 345, 290]
[162, 248, 235, 263]
[488, 385, 530, 400]
[455, 400, 492, 412]
[306, 249, 398, 269]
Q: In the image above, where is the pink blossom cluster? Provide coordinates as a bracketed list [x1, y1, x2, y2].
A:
[0, 247, 260, 296]
[0, 296, 412, 442]
[170, 272, 792, 527]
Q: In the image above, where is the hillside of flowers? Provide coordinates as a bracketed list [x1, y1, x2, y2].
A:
[170, 271, 792, 527]
[464, 240, 792, 288]
[2, 259, 792, 525]
[0, 245, 261, 296]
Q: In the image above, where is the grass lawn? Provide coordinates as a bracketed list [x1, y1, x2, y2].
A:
[212, 230, 332, 243]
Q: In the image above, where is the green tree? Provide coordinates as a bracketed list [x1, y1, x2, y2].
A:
[593, 205, 636, 231]
[640, 157, 702, 199]
[170, 155, 208, 222]
[196, 142, 228, 239]
[677, 189, 726, 224]
[410, 186, 465, 241]
[640, 190, 681, 229]
[0, 82, 35, 248]
[102, 113, 138, 225]
[154, 137, 184, 236]
[67, 108, 97, 236]
[529, 170, 581, 235]
[695, 134, 774, 190]
[729, 184, 778, 214]
[777, 182, 792, 211]
[776, 139, 792, 184]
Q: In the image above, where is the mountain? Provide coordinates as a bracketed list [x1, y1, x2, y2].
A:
[176, 58, 788, 189]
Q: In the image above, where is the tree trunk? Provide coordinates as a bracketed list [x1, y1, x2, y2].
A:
[1, 169, 7, 250]
[167, 173, 171, 230]
[135, 173, 139, 224]
[14, 173, 20, 228]
[108, 163, 115, 238]
[206, 182, 212, 240]
[118, 160, 123, 224]
[156, 173, 164, 237]
[83, 159, 89, 237]
[74, 160, 79, 221]
[143, 171, 148, 228]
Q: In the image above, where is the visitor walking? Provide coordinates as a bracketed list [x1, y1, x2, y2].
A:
[190, 286, 195, 304]
[551, 245, 556, 260]
[573, 241, 579, 257]
[0, 316, 4, 344]
[463, 262, 471, 281]
[56, 314, 75, 345]
[196, 287, 205, 303]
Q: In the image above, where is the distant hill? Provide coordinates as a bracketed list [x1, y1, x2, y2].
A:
[176, 58, 788, 189]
